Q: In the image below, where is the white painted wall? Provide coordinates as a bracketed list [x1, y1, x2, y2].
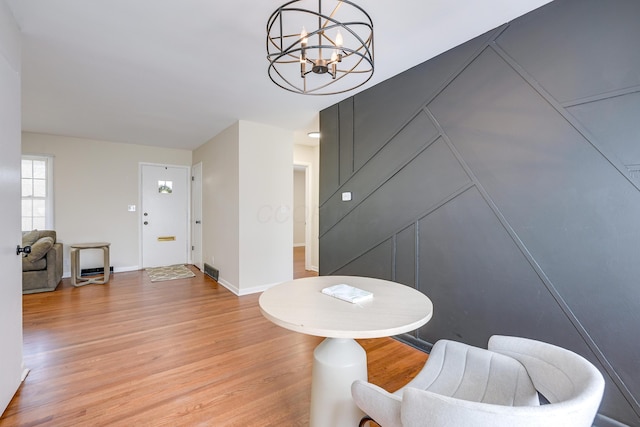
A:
[293, 169, 306, 246]
[238, 120, 293, 293]
[192, 123, 240, 289]
[0, 0, 24, 414]
[21, 133, 192, 274]
[293, 143, 319, 271]
[193, 120, 294, 295]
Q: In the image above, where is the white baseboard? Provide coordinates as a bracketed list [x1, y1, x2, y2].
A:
[217, 277, 282, 296]
[236, 282, 278, 296]
[62, 265, 139, 279]
[115, 265, 139, 273]
[217, 278, 239, 295]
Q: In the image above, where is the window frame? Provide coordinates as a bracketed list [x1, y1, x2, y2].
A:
[21, 154, 54, 231]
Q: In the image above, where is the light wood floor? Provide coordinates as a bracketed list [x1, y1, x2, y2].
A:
[1, 254, 426, 426]
[293, 246, 318, 279]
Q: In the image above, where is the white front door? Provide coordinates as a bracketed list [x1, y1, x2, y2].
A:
[141, 164, 190, 268]
[191, 162, 203, 271]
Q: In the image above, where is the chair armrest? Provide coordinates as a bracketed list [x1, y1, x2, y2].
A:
[46, 242, 63, 267]
[488, 335, 604, 402]
[487, 335, 604, 426]
[45, 242, 64, 287]
[351, 380, 402, 427]
[401, 387, 584, 427]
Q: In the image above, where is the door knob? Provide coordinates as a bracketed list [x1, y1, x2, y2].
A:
[195, 220, 201, 224]
[17, 245, 32, 256]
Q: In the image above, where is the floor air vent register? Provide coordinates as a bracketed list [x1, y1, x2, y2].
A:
[204, 263, 219, 281]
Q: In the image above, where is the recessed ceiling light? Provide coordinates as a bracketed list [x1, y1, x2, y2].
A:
[308, 132, 320, 139]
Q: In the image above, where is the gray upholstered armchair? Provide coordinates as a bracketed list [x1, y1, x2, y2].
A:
[351, 335, 604, 427]
[22, 230, 63, 294]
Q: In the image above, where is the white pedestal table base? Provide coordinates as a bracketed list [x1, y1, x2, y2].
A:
[310, 337, 367, 427]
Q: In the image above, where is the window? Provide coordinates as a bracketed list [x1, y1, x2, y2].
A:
[158, 180, 173, 194]
[21, 155, 54, 231]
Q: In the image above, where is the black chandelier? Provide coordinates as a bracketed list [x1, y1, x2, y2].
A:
[267, 0, 374, 95]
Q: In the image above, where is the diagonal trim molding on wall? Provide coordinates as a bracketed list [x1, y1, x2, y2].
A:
[319, 1, 640, 423]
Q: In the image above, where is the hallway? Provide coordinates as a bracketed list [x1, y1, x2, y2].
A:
[294, 246, 318, 279]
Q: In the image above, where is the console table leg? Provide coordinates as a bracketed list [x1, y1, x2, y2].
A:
[102, 246, 110, 283]
[70, 248, 79, 286]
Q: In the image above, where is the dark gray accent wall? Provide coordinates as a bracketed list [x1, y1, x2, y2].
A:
[318, 0, 640, 424]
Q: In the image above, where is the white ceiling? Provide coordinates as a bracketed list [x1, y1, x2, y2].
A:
[5, 0, 553, 150]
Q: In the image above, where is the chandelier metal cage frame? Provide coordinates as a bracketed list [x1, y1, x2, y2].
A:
[266, 0, 374, 95]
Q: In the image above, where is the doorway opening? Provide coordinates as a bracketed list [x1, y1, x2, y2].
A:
[293, 163, 316, 278]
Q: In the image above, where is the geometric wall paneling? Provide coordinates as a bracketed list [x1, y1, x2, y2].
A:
[319, 111, 439, 236]
[627, 164, 640, 189]
[319, 1, 640, 423]
[416, 188, 639, 424]
[339, 97, 355, 185]
[351, 28, 497, 171]
[567, 91, 640, 167]
[416, 187, 593, 351]
[319, 104, 340, 205]
[332, 238, 394, 281]
[430, 45, 640, 407]
[495, 0, 640, 105]
[320, 138, 471, 274]
[428, 48, 593, 193]
[394, 224, 416, 289]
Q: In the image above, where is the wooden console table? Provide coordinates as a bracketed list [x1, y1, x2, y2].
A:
[70, 242, 111, 287]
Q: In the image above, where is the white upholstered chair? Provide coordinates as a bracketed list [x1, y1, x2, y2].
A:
[351, 335, 605, 427]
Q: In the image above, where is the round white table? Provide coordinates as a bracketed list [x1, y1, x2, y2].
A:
[259, 276, 433, 427]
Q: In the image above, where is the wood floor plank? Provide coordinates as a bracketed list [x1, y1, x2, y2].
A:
[2, 257, 427, 426]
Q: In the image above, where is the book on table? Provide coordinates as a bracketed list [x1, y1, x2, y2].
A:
[321, 284, 373, 304]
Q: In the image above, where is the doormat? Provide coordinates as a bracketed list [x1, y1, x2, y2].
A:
[146, 264, 195, 282]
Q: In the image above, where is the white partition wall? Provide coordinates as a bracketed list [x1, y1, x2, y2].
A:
[238, 121, 293, 293]
[193, 120, 294, 295]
